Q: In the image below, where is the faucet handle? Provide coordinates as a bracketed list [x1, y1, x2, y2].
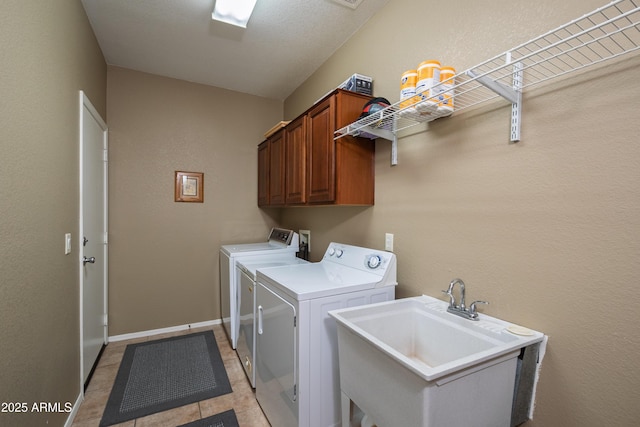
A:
[468, 300, 489, 316]
[441, 290, 456, 308]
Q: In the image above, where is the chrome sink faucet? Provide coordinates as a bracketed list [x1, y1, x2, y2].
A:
[441, 278, 488, 321]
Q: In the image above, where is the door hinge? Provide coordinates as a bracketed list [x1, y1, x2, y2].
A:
[103, 149, 108, 162]
[294, 316, 296, 327]
[103, 314, 108, 326]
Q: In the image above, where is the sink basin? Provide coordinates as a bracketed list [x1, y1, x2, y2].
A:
[329, 295, 544, 427]
[330, 295, 542, 381]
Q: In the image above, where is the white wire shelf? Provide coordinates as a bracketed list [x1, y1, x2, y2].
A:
[335, 0, 640, 165]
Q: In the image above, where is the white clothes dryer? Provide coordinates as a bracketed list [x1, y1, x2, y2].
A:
[255, 242, 397, 427]
[219, 228, 299, 349]
[236, 254, 310, 388]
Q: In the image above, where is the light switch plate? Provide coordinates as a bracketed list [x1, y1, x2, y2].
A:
[385, 233, 394, 252]
[65, 233, 72, 255]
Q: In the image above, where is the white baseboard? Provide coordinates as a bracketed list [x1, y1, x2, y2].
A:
[64, 392, 83, 427]
[108, 319, 220, 343]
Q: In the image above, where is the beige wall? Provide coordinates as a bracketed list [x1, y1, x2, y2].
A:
[2, 0, 637, 425]
[0, 0, 106, 425]
[282, 0, 640, 426]
[107, 67, 283, 335]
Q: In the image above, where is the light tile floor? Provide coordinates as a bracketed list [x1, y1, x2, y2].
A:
[71, 325, 270, 427]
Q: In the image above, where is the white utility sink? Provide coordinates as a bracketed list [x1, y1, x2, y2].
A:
[329, 295, 545, 427]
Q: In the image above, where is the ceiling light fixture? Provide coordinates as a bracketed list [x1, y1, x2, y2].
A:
[211, 0, 258, 28]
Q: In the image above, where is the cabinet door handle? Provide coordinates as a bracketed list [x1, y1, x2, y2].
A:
[258, 305, 263, 335]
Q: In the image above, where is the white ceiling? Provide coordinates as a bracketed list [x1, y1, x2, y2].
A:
[81, 0, 390, 100]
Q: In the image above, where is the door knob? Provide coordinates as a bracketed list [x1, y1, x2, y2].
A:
[83, 256, 96, 265]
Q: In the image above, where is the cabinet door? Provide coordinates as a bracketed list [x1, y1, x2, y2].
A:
[307, 95, 336, 203]
[285, 115, 307, 205]
[268, 130, 286, 206]
[257, 141, 269, 206]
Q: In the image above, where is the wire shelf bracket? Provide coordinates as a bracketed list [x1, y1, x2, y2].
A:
[467, 54, 523, 142]
[334, 0, 640, 165]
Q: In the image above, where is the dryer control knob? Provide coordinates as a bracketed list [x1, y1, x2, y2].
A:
[367, 255, 382, 269]
[336, 249, 344, 258]
[328, 247, 335, 256]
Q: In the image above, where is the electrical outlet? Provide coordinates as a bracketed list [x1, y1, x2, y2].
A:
[385, 233, 394, 252]
[299, 229, 310, 252]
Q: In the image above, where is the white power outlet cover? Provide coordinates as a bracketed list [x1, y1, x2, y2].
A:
[385, 233, 394, 252]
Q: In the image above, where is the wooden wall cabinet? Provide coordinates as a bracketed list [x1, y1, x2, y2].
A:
[258, 89, 375, 207]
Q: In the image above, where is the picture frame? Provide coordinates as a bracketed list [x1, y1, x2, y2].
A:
[174, 171, 204, 203]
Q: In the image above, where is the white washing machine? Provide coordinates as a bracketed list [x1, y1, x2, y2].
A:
[236, 254, 309, 387]
[219, 228, 299, 349]
[255, 242, 397, 427]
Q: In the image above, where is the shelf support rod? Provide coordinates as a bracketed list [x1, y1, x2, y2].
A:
[511, 61, 523, 143]
[391, 137, 397, 165]
[390, 114, 398, 166]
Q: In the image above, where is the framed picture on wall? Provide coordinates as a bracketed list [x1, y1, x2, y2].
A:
[174, 171, 204, 203]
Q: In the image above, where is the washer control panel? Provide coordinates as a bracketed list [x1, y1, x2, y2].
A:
[323, 242, 396, 276]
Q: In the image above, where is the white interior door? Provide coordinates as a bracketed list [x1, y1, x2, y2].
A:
[79, 91, 108, 387]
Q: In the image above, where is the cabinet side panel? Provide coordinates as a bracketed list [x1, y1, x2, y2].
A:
[336, 137, 375, 205]
[257, 141, 270, 206]
[335, 91, 375, 205]
[335, 90, 372, 128]
[268, 131, 286, 206]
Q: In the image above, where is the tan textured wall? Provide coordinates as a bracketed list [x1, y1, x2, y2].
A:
[0, 0, 106, 425]
[107, 67, 283, 335]
[282, 0, 640, 426]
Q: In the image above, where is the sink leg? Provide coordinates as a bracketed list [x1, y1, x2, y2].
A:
[342, 391, 369, 427]
[342, 392, 351, 426]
